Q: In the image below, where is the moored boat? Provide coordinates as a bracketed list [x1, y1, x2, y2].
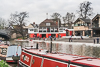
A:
[18, 46, 100, 67]
[0, 44, 21, 63]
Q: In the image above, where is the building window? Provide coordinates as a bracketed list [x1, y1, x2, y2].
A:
[51, 28, 54, 32]
[30, 29, 38, 32]
[30, 29, 34, 31]
[47, 28, 50, 32]
[78, 24, 80, 26]
[46, 23, 50, 26]
[34, 29, 38, 32]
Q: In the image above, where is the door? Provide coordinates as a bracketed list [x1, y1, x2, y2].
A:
[31, 55, 43, 67]
[43, 58, 68, 67]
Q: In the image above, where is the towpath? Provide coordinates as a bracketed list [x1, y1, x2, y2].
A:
[30, 37, 100, 44]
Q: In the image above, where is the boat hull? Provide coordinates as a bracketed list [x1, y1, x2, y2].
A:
[0, 56, 18, 63]
[18, 48, 100, 67]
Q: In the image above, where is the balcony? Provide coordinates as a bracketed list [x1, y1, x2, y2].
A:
[74, 26, 89, 31]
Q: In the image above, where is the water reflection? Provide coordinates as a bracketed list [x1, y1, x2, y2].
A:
[14, 41, 100, 58]
[93, 47, 100, 58]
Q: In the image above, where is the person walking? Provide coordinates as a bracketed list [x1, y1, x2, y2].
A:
[71, 38, 72, 42]
[54, 36, 56, 41]
[81, 35, 83, 40]
[94, 39, 95, 44]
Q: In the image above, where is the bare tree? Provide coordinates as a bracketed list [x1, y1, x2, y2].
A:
[51, 12, 62, 27]
[0, 18, 7, 29]
[62, 12, 75, 28]
[51, 12, 61, 20]
[77, 1, 93, 18]
[51, 12, 61, 28]
[8, 12, 29, 39]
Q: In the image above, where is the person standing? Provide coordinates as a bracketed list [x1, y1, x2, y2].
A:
[54, 36, 56, 41]
[69, 38, 70, 42]
[43, 37, 45, 41]
[94, 39, 95, 44]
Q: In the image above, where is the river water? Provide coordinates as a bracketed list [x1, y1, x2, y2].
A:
[9, 40, 100, 67]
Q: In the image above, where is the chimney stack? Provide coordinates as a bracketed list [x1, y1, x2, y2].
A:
[33, 22, 35, 24]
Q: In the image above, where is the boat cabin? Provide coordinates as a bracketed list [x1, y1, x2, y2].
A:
[0, 45, 21, 63]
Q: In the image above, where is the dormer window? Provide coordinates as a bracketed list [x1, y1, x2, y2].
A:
[46, 23, 50, 26]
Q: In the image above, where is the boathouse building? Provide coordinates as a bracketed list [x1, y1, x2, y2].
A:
[73, 18, 92, 36]
[28, 19, 73, 38]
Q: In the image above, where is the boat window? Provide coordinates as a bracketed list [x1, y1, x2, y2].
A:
[6, 46, 21, 57]
[1, 48, 7, 55]
[23, 55, 26, 61]
[32, 59, 35, 64]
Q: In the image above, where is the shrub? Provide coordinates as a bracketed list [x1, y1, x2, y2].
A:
[0, 60, 9, 67]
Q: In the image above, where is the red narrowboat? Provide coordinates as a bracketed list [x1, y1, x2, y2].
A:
[19, 46, 100, 67]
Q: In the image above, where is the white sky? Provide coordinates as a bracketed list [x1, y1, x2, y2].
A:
[0, 0, 100, 25]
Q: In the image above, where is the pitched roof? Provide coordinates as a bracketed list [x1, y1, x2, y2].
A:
[23, 23, 39, 29]
[42, 19, 54, 22]
[74, 18, 91, 24]
[92, 14, 100, 21]
[31, 24, 38, 28]
[39, 19, 58, 27]
[80, 18, 91, 23]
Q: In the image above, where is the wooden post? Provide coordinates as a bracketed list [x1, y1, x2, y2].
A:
[91, 30, 93, 37]
[50, 37, 52, 53]
[83, 31, 85, 36]
[36, 43, 38, 49]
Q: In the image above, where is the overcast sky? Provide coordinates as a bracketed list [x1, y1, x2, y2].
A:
[0, 0, 100, 25]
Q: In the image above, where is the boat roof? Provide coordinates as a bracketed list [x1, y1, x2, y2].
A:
[23, 48, 100, 66]
[71, 59, 100, 67]
[0, 45, 8, 48]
